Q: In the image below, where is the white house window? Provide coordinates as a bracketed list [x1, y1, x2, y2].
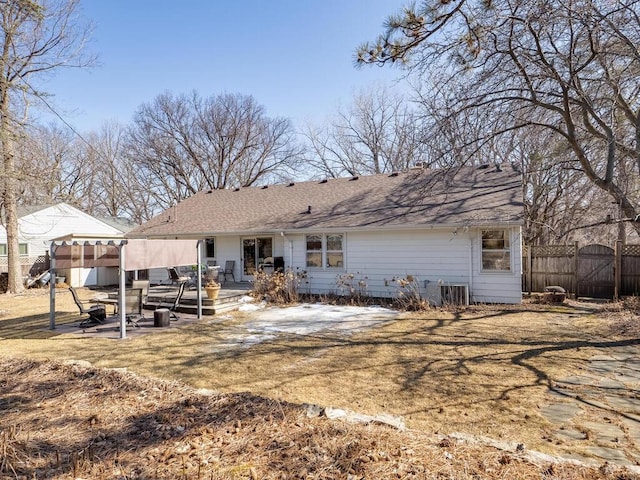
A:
[306, 234, 322, 267]
[205, 238, 215, 258]
[306, 234, 344, 269]
[0, 243, 28, 256]
[481, 230, 511, 271]
[326, 234, 344, 268]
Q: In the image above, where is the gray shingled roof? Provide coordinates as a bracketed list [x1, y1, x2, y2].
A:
[96, 216, 138, 233]
[127, 165, 524, 238]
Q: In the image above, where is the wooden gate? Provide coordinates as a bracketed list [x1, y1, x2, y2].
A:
[577, 244, 614, 299]
[523, 242, 640, 299]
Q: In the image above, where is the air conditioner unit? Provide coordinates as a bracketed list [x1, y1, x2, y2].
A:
[440, 283, 469, 306]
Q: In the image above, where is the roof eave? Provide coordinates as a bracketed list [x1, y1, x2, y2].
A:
[126, 219, 524, 239]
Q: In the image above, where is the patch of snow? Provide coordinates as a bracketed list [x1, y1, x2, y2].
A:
[238, 303, 262, 312]
[210, 303, 398, 351]
[244, 303, 397, 337]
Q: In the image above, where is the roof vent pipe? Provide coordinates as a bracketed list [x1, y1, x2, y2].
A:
[307, 205, 312, 214]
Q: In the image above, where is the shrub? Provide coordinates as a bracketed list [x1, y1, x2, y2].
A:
[251, 269, 306, 304]
[335, 272, 369, 304]
[390, 275, 430, 311]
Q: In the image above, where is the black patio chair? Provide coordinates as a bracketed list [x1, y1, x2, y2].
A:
[221, 260, 235, 283]
[167, 267, 190, 285]
[155, 281, 186, 321]
[69, 286, 106, 327]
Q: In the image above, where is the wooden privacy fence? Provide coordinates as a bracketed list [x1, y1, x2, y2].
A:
[522, 242, 640, 299]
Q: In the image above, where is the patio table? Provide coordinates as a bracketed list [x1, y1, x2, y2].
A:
[91, 296, 119, 314]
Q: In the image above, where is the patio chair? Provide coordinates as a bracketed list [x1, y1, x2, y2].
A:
[123, 288, 144, 328]
[220, 260, 235, 283]
[167, 267, 190, 286]
[132, 280, 150, 307]
[155, 281, 186, 321]
[69, 286, 106, 327]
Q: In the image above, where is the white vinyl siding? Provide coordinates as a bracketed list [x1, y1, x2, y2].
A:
[347, 230, 470, 298]
[288, 227, 522, 304]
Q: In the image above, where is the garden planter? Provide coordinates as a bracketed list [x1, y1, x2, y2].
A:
[205, 285, 221, 300]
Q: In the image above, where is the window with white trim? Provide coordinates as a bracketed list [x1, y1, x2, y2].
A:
[326, 234, 344, 268]
[306, 234, 344, 268]
[0, 243, 28, 256]
[204, 238, 215, 258]
[481, 230, 511, 271]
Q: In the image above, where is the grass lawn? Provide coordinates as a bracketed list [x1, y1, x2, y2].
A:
[0, 287, 634, 461]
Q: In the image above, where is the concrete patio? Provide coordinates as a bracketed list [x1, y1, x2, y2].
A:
[55, 282, 253, 339]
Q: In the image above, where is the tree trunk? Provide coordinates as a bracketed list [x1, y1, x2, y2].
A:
[1, 126, 23, 293]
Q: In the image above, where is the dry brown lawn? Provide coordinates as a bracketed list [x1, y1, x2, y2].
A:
[1, 288, 639, 478]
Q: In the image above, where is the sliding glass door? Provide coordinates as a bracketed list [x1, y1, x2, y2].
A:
[242, 237, 273, 281]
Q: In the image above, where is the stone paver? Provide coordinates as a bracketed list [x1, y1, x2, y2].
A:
[597, 378, 625, 390]
[554, 428, 587, 441]
[622, 416, 640, 441]
[540, 403, 583, 424]
[583, 421, 625, 443]
[585, 446, 635, 466]
[556, 375, 600, 386]
[604, 395, 640, 415]
[541, 347, 640, 467]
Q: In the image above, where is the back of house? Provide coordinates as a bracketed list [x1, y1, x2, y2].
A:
[127, 164, 524, 305]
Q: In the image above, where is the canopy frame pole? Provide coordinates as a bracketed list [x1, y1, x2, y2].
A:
[118, 241, 127, 339]
[49, 243, 58, 330]
[196, 240, 202, 319]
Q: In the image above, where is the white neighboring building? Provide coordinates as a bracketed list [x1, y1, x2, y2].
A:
[0, 203, 130, 286]
[128, 165, 524, 304]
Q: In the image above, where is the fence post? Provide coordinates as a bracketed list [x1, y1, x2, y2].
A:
[574, 241, 579, 299]
[527, 245, 532, 295]
[615, 240, 622, 301]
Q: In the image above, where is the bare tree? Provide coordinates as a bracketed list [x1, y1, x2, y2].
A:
[87, 121, 159, 223]
[126, 91, 303, 212]
[0, 0, 93, 292]
[304, 85, 428, 178]
[358, 0, 640, 240]
[17, 122, 75, 204]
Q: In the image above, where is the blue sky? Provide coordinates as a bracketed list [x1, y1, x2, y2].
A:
[41, 0, 409, 133]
